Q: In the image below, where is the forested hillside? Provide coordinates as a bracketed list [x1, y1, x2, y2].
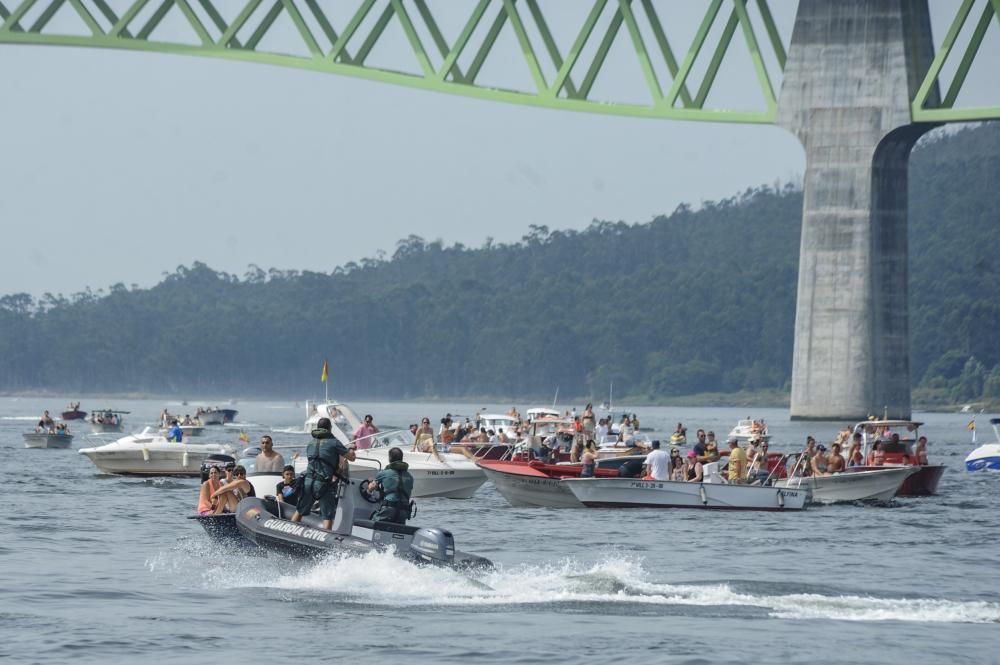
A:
[1, 123, 997, 404]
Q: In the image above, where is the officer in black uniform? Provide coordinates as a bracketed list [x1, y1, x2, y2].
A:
[291, 417, 349, 530]
[367, 447, 415, 524]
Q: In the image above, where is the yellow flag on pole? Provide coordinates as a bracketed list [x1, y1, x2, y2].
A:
[321, 359, 329, 383]
[239, 430, 249, 443]
[967, 419, 976, 430]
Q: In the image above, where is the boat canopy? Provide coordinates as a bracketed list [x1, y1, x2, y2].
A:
[852, 419, 923, 434]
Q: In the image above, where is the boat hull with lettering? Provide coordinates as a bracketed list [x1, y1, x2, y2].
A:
[232, 496, 493, 571]
[562, 477, 807, 511]
[774, 466, 918, 504]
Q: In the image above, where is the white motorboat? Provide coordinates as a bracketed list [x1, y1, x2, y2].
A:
[88, 409, 129, 434]
[476, 414, 519, 439]
[158, 424, 205, 438]
[79, 428, 235, 476]
[291, 427, 487, 499]
[561, 477, 807, 511]
[525, 407, 559, 422]
[23, 432, 74, 449]
[352, 447, 487, 499]
[727, 418, 771, 443]
[300, 400, 362, 437]
[966, 418, 1000, 471]
[195, 407, 227, 426]
[774, 466, 917, 504]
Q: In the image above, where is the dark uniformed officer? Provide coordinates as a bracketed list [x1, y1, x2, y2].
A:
[290, 417, 349, 530]
[367, 447, 415, 524]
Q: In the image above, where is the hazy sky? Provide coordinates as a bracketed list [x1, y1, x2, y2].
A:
[1, 1, 995, 297]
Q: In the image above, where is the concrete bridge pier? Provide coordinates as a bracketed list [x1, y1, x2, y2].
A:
[778, 0, 939, 421]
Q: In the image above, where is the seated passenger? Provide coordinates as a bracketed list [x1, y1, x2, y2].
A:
[914, 436, 929, 465]
[867, 441, 885, 466]
[197, 466, 224, 515]
[209, 465, 255, 513]
[669, 451, 685, 481]
[275, 465, 300, 504]
[811, 445, 830, 476]
[748, 443, 771, 484]
[368, 447, 414, 524]
[846, 433, 864, 467]
[685, 450, 703, 482]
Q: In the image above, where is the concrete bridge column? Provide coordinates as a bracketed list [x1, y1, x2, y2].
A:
[778, 0, 939, 420]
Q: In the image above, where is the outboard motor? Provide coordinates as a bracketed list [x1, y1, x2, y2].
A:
[200, 454, 237, 482]
[409, 528, 456, 565]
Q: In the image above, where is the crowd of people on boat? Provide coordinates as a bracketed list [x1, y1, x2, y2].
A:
[89, 411, 122, 426]
[160, 409, 204, 428]
[194, 404, 935, 530]
[34, 410, 70, 435]
[196, 417, 412, 531]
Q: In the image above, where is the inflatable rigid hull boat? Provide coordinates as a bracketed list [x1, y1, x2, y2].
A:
[233, 496, 493, 571]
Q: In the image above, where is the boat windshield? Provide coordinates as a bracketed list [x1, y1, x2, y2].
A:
[370, 428, 415, 448]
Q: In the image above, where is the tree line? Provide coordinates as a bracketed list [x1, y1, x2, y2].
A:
[1, 123, 997, 406]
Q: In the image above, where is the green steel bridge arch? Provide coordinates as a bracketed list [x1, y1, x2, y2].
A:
[1, 0, 998, 124]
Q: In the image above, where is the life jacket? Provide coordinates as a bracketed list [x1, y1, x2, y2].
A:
[379, 461, 414, 510]
[304, 429, 344, 490]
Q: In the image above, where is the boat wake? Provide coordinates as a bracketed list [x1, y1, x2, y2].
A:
[176, 548, 999, 624]
[270, 426, 309, 435]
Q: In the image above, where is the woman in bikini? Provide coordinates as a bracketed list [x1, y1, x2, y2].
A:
[197, 466, 224, 515]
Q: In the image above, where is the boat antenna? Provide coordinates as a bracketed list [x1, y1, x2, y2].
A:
[552, 386, 559, 409]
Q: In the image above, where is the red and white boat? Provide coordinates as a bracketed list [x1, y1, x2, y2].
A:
[477, 457, 645, 508]
[849, 419, 946, 496]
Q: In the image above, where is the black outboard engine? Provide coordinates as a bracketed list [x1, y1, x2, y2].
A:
[409, 528, 456, 565]
[617, 458, 646, 478]
[200, 454, 237, 482]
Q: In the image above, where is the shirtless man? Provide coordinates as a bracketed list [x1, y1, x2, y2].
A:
[827, 442, 846, 473]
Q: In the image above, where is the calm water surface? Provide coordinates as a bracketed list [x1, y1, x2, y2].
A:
[1, 397, 997, 665]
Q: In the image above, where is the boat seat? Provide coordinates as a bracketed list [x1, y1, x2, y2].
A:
[353, 519, 420, 536]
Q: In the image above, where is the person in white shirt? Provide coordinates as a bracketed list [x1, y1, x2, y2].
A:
[642, 440, 670, 480]
[595, 419, 609, 444]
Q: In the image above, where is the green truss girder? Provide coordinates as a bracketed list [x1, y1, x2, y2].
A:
[0, 0, 996, 124]
[0, 0, 787, 124]
[912, 0, 1000, 122]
